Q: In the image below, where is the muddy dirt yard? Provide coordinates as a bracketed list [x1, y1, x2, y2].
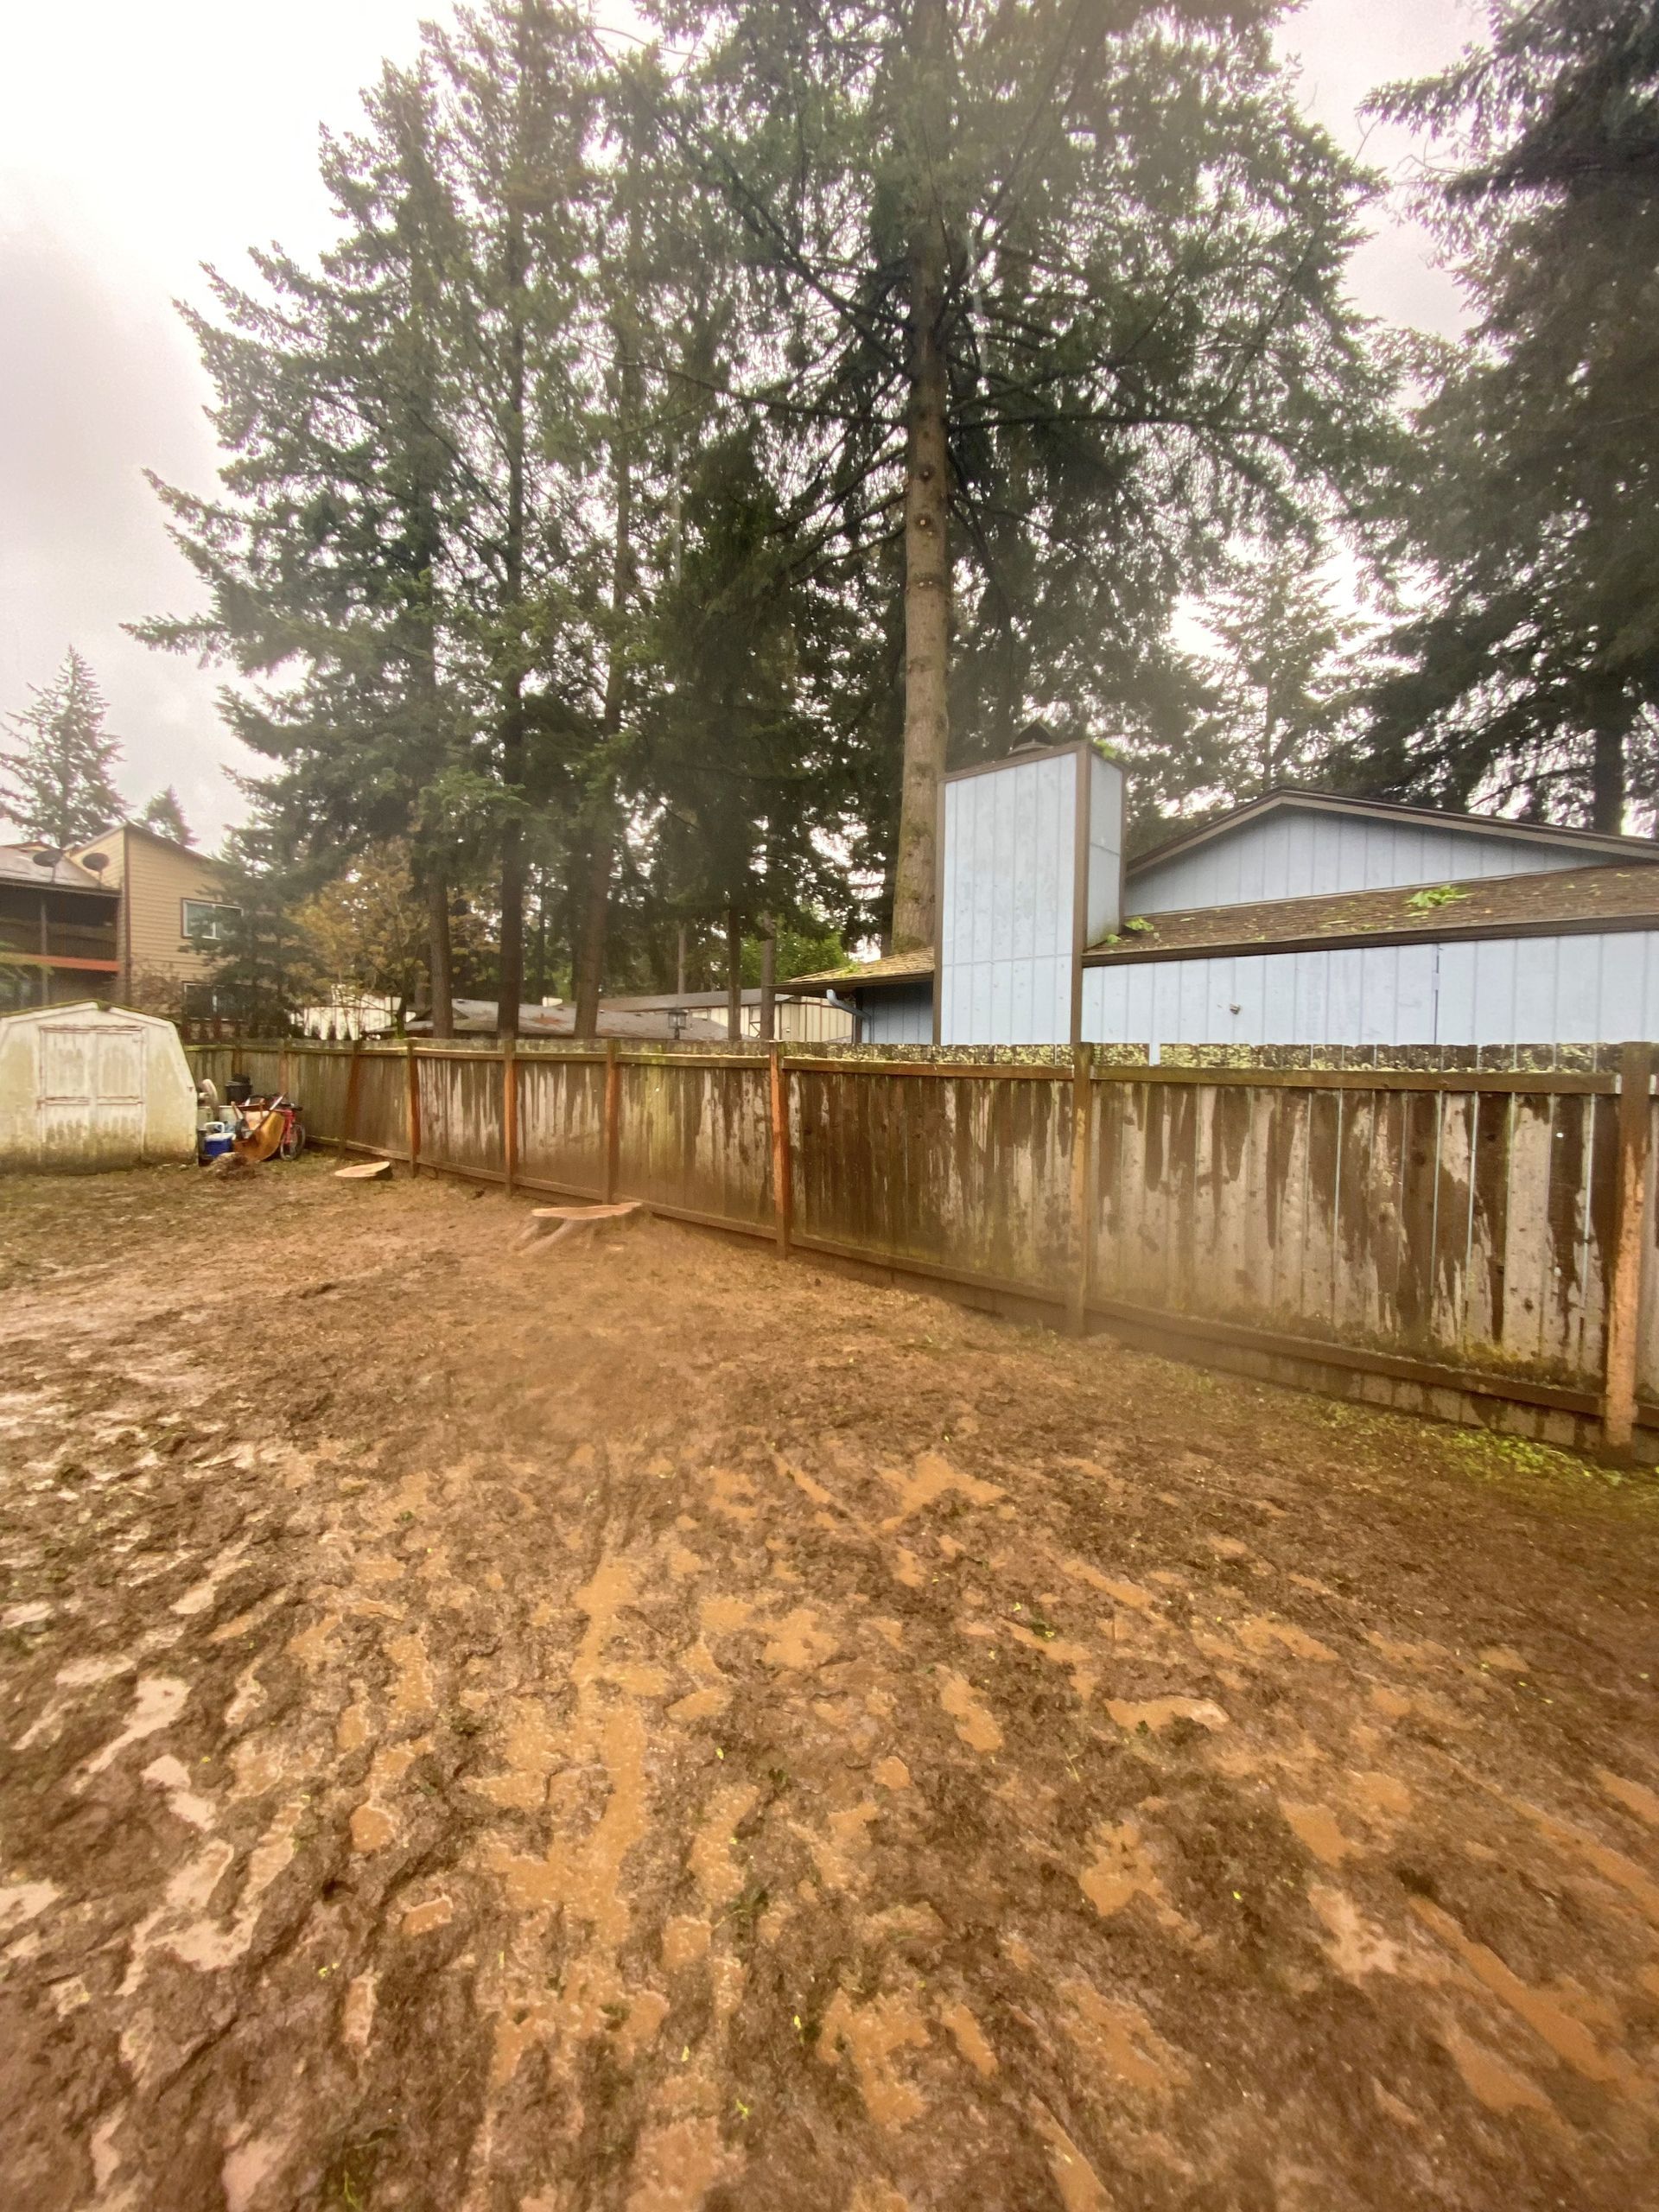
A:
[2, 1160, 1657, 2212]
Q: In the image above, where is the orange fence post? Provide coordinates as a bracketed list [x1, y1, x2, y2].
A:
[1603, 1040, 1653, 1455]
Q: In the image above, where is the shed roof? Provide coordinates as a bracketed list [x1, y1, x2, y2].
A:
[788, 947, 935, 994]
[1127, 786, 1659, 878]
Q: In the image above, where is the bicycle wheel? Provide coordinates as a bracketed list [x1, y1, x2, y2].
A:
[280, 1116, 307, 1160]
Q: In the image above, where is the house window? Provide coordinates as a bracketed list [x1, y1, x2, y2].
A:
[181, 899, 242, 946]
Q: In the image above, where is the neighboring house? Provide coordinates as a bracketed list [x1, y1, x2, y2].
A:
[793, 751, 1659, 1051]
[0, 846, 121, 1011]
[68, 823, 240, 1018]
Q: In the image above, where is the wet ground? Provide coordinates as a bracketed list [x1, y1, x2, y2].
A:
[1, 1158, 1657, 2211]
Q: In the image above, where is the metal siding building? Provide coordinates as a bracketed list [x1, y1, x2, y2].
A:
[793, 786, 1659, 1052]
[863, 982, 935, 1045]
[939, 751, 1077, 1046]
[1081, 931, 1659, 1051]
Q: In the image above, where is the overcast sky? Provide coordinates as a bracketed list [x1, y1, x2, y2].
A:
[0, 0, 1482, 851]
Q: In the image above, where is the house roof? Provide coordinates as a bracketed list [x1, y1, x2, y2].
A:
[0, 844, 118, 893]
[71, 822, 231, 869]
[787, 946, 936, 995]
[793, 862, 1659, 991]
[1128, 786, 1659, 877]
[1088, 861, 1659, 964]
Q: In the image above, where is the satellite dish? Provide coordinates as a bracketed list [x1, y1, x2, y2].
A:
[29, 848, 60, 870]
[82, 852, 108, 874]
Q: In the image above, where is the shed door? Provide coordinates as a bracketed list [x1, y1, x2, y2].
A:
[39, 1024, 146, 1165]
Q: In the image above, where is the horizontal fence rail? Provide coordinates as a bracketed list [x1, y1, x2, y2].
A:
[186, 1036, 1659, 1455]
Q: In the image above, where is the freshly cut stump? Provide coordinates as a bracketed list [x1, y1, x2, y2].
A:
[517, 1200, 643, 1252]
[334, 1160, 393, 1181]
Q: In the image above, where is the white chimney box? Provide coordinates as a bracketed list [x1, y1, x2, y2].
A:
[936, 741, 1124, 1046]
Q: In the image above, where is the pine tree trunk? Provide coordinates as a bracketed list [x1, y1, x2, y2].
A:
[427, 869, 454, 1039]
[726, 907, 744, 1041]
[890, 0, 952, 954]
[1592, 717, 1625, 835]
[759, 915, 777, 1041]
[574, 830, 613, 1038]
[676, 923, 687, 997]
[573, 200, 641, 1040]
[496, 194, 529, 1041]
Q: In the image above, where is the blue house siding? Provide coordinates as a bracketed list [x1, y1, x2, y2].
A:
[939, 753, 1077, 1046]
[1129, 809, 1584, 917]
[860, 981, 934, 1045]
[1080, 930, 1659, 1051]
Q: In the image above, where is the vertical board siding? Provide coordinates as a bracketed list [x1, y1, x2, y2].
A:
[940, 753, 1076, 1045]
[862, 982, 935, 1046]
[1081, 931, 1659, 1053]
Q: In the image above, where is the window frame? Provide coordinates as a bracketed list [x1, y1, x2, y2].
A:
[181, 897, 243, 948]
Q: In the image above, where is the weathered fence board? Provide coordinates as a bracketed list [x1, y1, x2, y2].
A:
[184, 1037, 1659, 1452]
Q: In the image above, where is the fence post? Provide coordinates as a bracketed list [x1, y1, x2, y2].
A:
[405, 1041, 422, 1177]
[1067, 1043, 1096, 1335]
[340, 1035, 364, 1158]
[603, 1039, 620, 1204]
[502, 1037, 518, 1198]
[1603, 1040, 1653, 1455]
[769, 1042, 792, 1258]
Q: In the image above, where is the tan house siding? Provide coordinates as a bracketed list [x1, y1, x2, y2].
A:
[71, 826, 238, 1013]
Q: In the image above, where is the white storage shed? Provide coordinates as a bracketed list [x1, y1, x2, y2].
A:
[0, 1001, 196, 1171]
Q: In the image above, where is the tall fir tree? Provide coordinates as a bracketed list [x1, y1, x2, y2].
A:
[642, 0, 1401, 945]
[1357, 0, 1659, 831]
[137, 52, 488, 1034]
[137, 787, 193, 845]
[0, 649, 124, 847]
[1194, 543, 1363, 804]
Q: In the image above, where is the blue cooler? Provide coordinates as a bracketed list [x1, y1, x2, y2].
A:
[201, 1128, 235, 1161]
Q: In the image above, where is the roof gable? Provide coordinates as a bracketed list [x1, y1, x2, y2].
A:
[1129, 788, 1659, 880]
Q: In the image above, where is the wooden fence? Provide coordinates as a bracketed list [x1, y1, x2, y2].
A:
[186, 1038, 1659, 1458]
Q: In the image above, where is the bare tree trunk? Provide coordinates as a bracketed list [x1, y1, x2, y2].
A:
[676, 923, 687, 997]
[574, 161, 645, 1039]
[1592, 716, 1626, 835]
[759, 915, 777, 1042]
[889, 0, 951, 954]
[574, 831, 613, 1037]
[725, 907, 743, 1042]
[427, 869, 454, 1039]
[496, 188, 529, 1040]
